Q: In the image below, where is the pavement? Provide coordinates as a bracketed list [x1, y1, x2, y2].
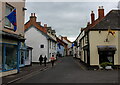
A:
[2, 62, 52, 85]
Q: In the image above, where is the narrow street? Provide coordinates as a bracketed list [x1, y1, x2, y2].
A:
[14, 56, 118, 84]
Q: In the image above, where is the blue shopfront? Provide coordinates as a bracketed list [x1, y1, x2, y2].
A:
[0, 43, 19, 72]
[0, 31, 26, 76]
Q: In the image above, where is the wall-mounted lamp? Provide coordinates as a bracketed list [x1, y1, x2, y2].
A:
[23, 7, 27, 11]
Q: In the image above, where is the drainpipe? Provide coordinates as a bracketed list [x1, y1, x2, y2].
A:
[48, 39, 49, 62]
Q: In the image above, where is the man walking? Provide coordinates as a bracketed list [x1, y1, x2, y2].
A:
[39, 55, 43, 65]
[43, 55, 47, 67]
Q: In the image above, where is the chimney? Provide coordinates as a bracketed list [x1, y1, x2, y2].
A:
[87, 22, 90, 27]
[91, 11, 95, 23]
[44, 24, 47, 27]
[64, 37, 67, 40]
[98, 6, 104, 19]
[30, 13, 37, 23]
[81, 28, 84, 32]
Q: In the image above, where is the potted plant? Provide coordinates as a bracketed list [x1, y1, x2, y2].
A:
[100, 62, 113, 70]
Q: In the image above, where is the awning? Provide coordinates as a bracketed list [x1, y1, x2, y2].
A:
[97, 45, 117, 51]
[1, 31, 25, 42]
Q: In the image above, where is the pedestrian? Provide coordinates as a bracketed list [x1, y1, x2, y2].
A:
[39, 55, 43, 65]
[50, 55, 56, 67]
[43, 55, 47, 67]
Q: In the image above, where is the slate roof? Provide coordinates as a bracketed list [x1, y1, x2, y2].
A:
[91, 10, 120, 30]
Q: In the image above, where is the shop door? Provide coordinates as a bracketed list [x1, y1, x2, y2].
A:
[20, 50, 25, 67]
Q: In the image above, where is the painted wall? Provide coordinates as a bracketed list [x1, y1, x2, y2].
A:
[57, 45, 65, 57]
[0, 1, 25, 77]
[25, 26, 48, 63]
[89, 31, 119, 65]
[48, 40, 57, 61]
[118, 31, 120, 64]
[1, 1, 25, 36]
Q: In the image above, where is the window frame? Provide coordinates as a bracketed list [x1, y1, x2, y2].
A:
[4, 3, 14, 30]
[40, 44, 44, 48]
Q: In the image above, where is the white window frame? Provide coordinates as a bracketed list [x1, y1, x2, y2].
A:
[4, 3, 14, 30]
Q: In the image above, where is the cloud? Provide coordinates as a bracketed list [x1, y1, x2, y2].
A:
[25, 2, 118, 41]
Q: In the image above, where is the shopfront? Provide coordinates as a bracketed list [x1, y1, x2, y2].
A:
[97, 45, 116, 65]
[0, 31, 26, 77]
[0, 43, 18, 72]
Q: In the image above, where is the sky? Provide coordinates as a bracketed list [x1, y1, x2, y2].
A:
[25, 0, 119, 42]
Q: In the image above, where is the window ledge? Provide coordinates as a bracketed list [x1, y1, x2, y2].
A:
[4, 26, 14, 31]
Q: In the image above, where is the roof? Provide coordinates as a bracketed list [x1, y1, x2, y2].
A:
[61, 37, 72, 43]
[56, 37, 68, 46]
[24, 21, 47, 33]
[46, 27, 52, 31]
[85, 10, 120, 31]
[25, 21, 57, 42]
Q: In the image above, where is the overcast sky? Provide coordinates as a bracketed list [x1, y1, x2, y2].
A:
[25, 0, 119, 42]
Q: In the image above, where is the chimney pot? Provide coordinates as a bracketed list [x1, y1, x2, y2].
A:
[91, 10, 95, 24]
[44, 24, 47, 27]
[31, 13, 33, 16]
[33, 13, 35, 16]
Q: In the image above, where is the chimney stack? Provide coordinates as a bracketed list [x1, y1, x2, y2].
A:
[30, 13, 36, 23]
[98, 6, 104, 19]
[91, 11, 95, 23]
[64, 37, 67, 40]
[44, 24, 47, 27]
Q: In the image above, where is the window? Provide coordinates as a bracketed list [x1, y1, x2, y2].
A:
[52, 42, 54, 49]
[25, 50, 29, 60]
[50, 41, 51, 49]
[4, 4, 14, 29]
[2, 44, 17, 71]
[85, 35, 88, 44]
[41, 45, 44, 48]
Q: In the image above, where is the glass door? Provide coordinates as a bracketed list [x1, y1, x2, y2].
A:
[19, 50, 25, 67]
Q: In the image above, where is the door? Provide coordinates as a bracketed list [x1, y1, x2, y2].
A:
[20, 50, 25, 67]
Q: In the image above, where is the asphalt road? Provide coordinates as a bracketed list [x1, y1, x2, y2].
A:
[15, 56, 119, 84]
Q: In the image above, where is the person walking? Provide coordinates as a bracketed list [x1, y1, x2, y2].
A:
[50, 55, 56, 67]
[43, 55, 47, 67]
[39, 55, 43, 65]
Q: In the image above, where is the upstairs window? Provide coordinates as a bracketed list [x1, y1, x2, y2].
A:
[40, 45, 44, 48]
[4, 4, 14, 29]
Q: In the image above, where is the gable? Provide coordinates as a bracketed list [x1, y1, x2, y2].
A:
[25, 26, 48, 39]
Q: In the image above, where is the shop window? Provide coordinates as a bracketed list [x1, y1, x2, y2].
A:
[25, 50, 29, 60]
[5, 44, 17, 70]
[20, 50, 24, 65]
[0, 44, 2, 71]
